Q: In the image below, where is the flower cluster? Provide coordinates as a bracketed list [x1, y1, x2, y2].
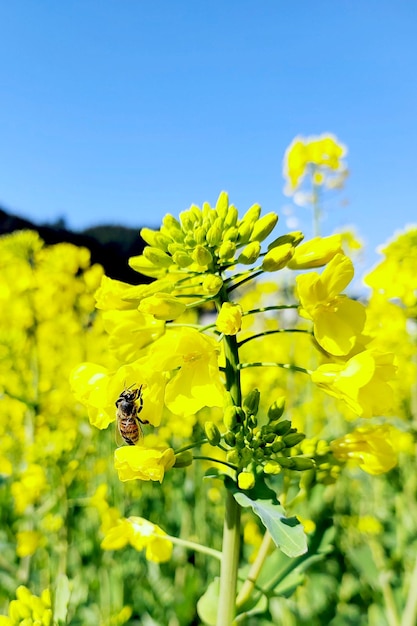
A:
[0, 586, 52, 626]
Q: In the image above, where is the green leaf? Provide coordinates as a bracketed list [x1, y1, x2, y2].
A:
[197, 577, 219, 626]
[226, 476, 307, 558]
[54, 574, 71, 624]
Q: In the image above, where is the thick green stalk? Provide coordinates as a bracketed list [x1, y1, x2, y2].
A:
[216, 286, 242, 626]
[217, 489, 241, 626]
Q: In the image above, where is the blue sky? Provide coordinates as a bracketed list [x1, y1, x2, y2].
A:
[1, 1, 416, 278]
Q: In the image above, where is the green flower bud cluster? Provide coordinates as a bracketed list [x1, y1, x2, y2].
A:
[220, 391, 314, 474]
[298, 437, 342, 486]
[128, 192, 300, 280]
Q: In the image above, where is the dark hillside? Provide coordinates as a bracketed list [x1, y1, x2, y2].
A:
[0, 208, 149, 284]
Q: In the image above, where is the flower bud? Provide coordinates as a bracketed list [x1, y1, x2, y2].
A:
[271, 420, 292, 435]
[263, 432, 276, 444]
[218, 241, 236, 261]
[262, 244, 294, 271]
[141, 228, 170, 250]
[263, 460, 282, 475]
[241, 203, 261, 224]
[223, 406, 243, 431]
[277, 456, 315, 471]
[271, 440, 285, 453]
[202, 274, 223, 295]
[224, 205, 239, 228]
[224, 432, 236, 447]
[194, 226, 207, 245]
[268, 397, 286, 422]
[139, 293, 186, 321]
[162, 214, 184, 241]
[143, 246, 173, 268]
[179, 209, 197, 232]
[172, 251, 194, 268]
[224, 226, 238, 242]
[238, 471, 255, 490]
[216, 302, 243, 335]
[215, 191, 229, 219]
[174, 451, 193, 468]
[243, 389, 260, 416]
[250, 212, 279, 242]
[205, 421, 221, 446]
[226, 449, 240, 465]
[237, 241, 261, 265]
[192, 245, 213, 267]
[282, 432, 306, 447]
[206, 219, 223, 247]
[237, 220, 254, 246]
[128, 255, 164, 278]
[267, 231, 304, 251]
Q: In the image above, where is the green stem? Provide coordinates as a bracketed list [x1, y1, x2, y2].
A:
[174, 438, 209, 454]
[243, 305, 299, 316]
[217, 490, 241, 626]
[238, 328, 311, 348]
[161, 533, 222, 561]
[401, 548, 417, 626]
[215, 286, 243, 626]
[192, 456, 238, 472]
[238, 362, 312, 375]
[236, 531, 273, 609]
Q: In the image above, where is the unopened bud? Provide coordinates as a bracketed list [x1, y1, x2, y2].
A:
[268, 397, 286, 422]
[262, 244, 294, 271]
[223, 406, 244, 431]
[205, 422, 221, 446]
[250, 212, 279, 242]
[192, 245, 213, 267]
[271, 420, 292, 436]
[282, 432, 306, 447]
[172, 251, 194, 268]
[224, 432, 236, 447]
[139, 293, 186, 320]
[206, 219, 223, 246]
[224, 205, 239, 228]
[162, 214, 184, 241]
[174, 451, 193, 468]
[215, 191, 229, 218]
[267, 231, 304, 251]
[237, 241, 261, 265]
[202, 274, 223, 296]
[216, 302, 243, 335]
[218, 240, 236, 261]
[243, 389, 260, 416]
[143, 246, 173, 268]
[237, 471, 255, 490]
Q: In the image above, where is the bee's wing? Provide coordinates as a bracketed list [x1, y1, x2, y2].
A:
[115, 419, 125, 447]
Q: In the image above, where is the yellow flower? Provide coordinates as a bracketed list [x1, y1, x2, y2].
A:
[11, 465, 47, 514]
[216, 302, 243, 335]
[114, 446, 175, 483]
[70, 360, 167, 429]
[103, 309, 165, 363]
[138, 293, 186, 321]
[129, 516, 173, 563]
[237, 471, 255, 490]
[287, 235, 343, 269]
[6, 586, 52, 626]
[331, 424, 401, 475]
[101, 516, 173, 563]
[283, 134, 347, 193]
[296, 253, 366, 355]
[311, 350, 395, 418]
[16, 531, 43, 558]
[148, 327, 224, 415]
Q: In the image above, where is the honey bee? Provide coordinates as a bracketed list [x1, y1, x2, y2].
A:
[115, 385, 149, 446]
